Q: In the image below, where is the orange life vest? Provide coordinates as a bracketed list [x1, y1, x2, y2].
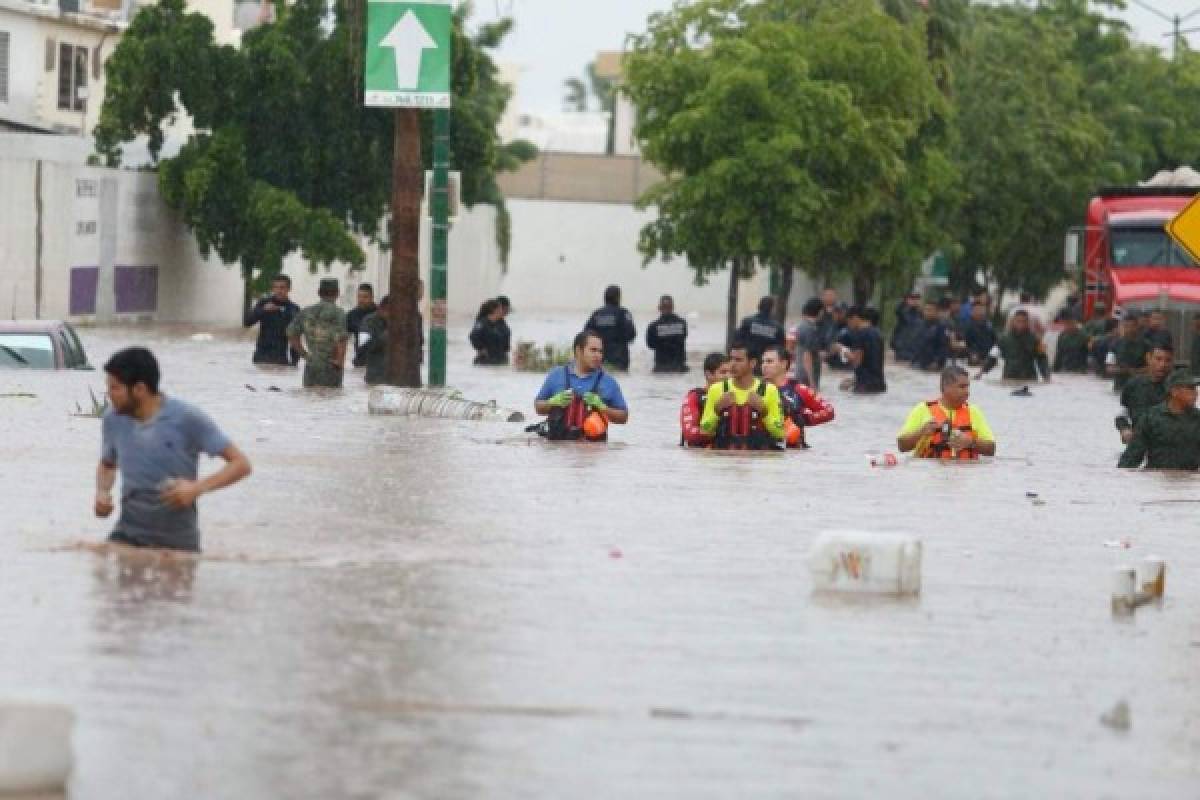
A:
[925, 401, 978, 460]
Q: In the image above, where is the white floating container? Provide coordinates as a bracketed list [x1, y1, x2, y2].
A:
[369, 387, 524, 423]
[0, 703, 74, 794]
[1111, 567, 1137, 614]
[809, 531, 922, 596]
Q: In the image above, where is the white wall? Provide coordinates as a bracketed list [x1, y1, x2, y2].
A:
[0, 9, 41, 127]
[496, 198, 768, 318]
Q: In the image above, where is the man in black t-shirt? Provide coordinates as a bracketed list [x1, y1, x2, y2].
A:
[833, 306, 887, 394]
[243, 274, 300, 366]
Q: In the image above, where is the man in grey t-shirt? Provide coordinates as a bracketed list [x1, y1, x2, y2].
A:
[787, 297, 825, 389]
[95, 348, 252, 552]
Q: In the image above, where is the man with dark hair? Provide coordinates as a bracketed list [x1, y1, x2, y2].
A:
[982, 309, 1049, 382]
[963, 301, 996, 366]
[897, 366, 996, 459]
[288, 278, 350, 388]
[1119, 372, 1200, 470]
[1108, 312, 1147, 391]
[359, 295, 390, 385]
[470, 299, 510, 365]
[646, 294, 689, 372]
[243, 273, 300, 365]
[833, 306, 887, 394]
[891, 291, 923, 362]
[532, 330, 629, 440]
[736, 296, 785, 364]
[787, 297, 825, 388]
[911, 299, 951, 371]
[346, 283, 377, 361]
[584, 286, 637, 371]
[699, 339, 785, 450]
[680, 352, 731, 447]
[1144, 309, 1173, 350]
[94, 348, 252, 552]
[1052, 314, 1090, 373]
[1115, 344, 1173, 443]
[761, 345, 835, 448]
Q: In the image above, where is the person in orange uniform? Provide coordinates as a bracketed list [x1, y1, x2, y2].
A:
[760, 345, 835, 448]
[896, 365, 996, 459]
[680, 352, 731, 447]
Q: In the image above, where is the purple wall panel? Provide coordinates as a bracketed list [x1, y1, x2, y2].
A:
[114, 266, 158, 313]
[69, 267, 98, 315]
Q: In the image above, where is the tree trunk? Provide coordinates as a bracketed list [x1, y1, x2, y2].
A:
[773, 261, 795, 326]
[853, 269, 875, 308]
[386, 108, 424, 387]
[726, 259, 740, 351]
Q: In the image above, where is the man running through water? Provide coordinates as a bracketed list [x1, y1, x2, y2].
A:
[94, 347, 252, 552]
[699, 340, 785, 450]
[761, 345, 835, 449]
[681, 352, 731, 447]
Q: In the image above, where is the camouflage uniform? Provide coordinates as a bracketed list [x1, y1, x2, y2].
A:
[360, 312, 388, 386]
[1052, 328, 1090, 373]
[998, 331, 1045, 381]
[1118, 402, 1200, 470]
[287, 300, 349, 388]
[1111, 335, 1147, 392]
[1119, 375, 1167, 430]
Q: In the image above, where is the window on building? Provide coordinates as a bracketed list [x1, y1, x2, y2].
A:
[0, 32, 10, 104]
[56, 43, 88, 112]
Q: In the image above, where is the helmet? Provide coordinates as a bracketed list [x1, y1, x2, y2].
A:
[582, 411, 608, 441]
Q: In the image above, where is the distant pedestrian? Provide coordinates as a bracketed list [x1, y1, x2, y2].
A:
[288, 278, 350, 388]
[360, 295, 390, 385]
[1144, 309, 1173, 351]
[94, 347, 252, 552]
[787, 297, 824, 388]
[470, 299, 510, 365]
[1108, 312, 1147, 391]
[891, 291, 923, 361]
[346, 283, 378, 361]
[911, 299, 951, 371]
[585, 285, 637, 371]
[833, 306, 887, 394]
[737, 296, 786, 365]
[1052, 314, 1090, 373]
[646, 294, 688, 373]
[988, 309, 1050, 382]
[963, 301, 996, 366]
[243, 274, 300, 366]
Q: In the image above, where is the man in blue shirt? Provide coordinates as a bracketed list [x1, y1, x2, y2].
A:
[94, 348, 252, 552]
[533, 330, 629, 438]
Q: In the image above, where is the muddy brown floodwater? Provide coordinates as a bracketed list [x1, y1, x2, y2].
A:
[0, 316, 1198, 798]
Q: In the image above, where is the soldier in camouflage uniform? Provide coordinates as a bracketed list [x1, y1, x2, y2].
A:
[1115, 344, 1172, 443]
[359, 295, 390, 386]
[1108, 312, 1147, 392]
[1118, 372, 1200, 470]
[287, 278, 350, 388]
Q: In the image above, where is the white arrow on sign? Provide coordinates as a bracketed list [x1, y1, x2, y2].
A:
[381, 10, 438, 90]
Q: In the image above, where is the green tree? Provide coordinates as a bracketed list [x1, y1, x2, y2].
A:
[626, 0, 939, 337]
[95, 0, 534, 302]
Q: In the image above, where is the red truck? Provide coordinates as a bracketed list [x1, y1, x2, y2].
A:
[1068, 186, 1199, 343]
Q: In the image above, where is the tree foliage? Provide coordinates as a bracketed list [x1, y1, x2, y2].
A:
[95, 0, 534, 291]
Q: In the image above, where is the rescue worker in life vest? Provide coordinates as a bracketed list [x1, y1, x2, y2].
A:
[532, 330, 629, 440]
[680, 352, 731, 447]
[760, 345, 835, 449]
[699, 340, 786, 450]
[897, 366, 997, 459]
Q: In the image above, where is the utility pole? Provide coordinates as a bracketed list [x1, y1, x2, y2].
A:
[386, 108, 424, 387]
[1126, 0, 1200, 61]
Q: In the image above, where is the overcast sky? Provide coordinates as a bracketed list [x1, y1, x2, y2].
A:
[478, 0, 1199, 115]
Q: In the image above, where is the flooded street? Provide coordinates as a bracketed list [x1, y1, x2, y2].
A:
[2, 316, 1199, 798]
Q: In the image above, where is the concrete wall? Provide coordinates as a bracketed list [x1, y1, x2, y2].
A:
[495, 198, 768, 319]
[0, 10, 40, 125]
[0, 154, 774, 327]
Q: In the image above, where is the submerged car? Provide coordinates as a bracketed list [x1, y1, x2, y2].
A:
[0, 321, 92, 370]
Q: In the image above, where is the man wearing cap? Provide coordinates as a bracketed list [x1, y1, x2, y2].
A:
[646, 295, 688, 373]
[1119, 372, 1200, 470]
[288, 278, 350, 388]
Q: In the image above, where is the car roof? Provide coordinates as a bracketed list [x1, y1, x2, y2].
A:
[0, 320, 71, 333]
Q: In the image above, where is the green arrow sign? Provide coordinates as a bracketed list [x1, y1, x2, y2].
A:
[364, 0, 451, 108]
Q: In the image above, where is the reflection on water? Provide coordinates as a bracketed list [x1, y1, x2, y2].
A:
[0, 319, 1198, 797]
